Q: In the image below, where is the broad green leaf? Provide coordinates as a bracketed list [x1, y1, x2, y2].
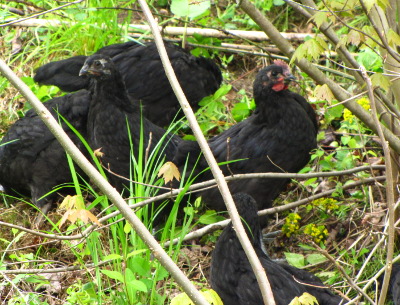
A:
[290, 44, 306, 64]
[306, 253, 328, 264]
[101, 270, 124, 283]
[274, 0, 286, 6]
[284, 252, 305, 268]
[171, 0, 211, 19]
[356, 48, 382, 72]
[310, 12, 328, 28]
[126, 279, 148, 293]
[362, 26, 379, 47]
[371, 73, 391, 91]
[304, 177, 317, 186]
[387, 29, 400, 47]
[103, 254, 123, 261]
[124, 221, 132, 233]
[198, 210, 225, 224]
[126, 249, 148, 259]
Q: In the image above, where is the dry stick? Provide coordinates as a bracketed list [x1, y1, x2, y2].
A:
[345, 201, 400, 302]
[314, 244, 376, 304]
[164, 175, 386, 247]
[238, 0, 400, 155]
[1, 175, 386, 277]
[136, 1, 275, 305]
[0, 0, 84, 27]
[0, 259, 114, 275]
[360, 66, 396, 305]
[0, 61, 208, 305]
[0, 168, 385, 242]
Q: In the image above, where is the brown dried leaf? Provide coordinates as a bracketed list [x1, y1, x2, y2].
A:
[158, 161, 180, 184]
[314, 84, 335, 102]
[94, 148, 104, 158]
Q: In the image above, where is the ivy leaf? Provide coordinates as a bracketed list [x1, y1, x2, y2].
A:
[371, 73, 391, 91]
[290, 44, 306, 64]
[310, 12, 328, 28]
[362, 0, 376, 12]
[171, 0, 211, 19]
[362, 25, 379, 47]
[158, 161, 181, 184]
[347, 29, 363, 46]
[387, 29, 400, 47]
[314, 84, 335, 102]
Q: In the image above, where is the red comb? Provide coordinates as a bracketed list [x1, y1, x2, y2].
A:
[273, 59, 288, 67]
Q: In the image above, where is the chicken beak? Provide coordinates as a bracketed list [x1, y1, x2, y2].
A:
[79, 64, 89, 76]
[284, 74, 296, 84]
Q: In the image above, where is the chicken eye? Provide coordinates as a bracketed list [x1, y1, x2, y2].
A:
[94, 61, 102, 68]
[271, 71, 278, 77]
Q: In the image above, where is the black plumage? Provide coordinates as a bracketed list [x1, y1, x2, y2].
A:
[79, 54, 182, 194]
[0, 90, 90, 214]
[173, 61, 318, 212]
[34, 41, 222, 126]
[380, 263, 400, 305]
[210, 193, 343, 305]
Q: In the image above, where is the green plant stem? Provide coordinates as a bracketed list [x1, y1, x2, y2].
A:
[136, 1, 275, 304]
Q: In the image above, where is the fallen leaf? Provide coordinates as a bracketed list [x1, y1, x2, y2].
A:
[158, 161, 180, 184]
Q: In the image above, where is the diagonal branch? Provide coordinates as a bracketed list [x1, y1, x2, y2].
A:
[135, 1, 276, 304]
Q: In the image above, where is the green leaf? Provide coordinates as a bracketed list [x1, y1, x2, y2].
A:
[101, 270, 124, 283]
[198, 210, 225, 224]
[387, 29, 400, 47]
[273, 0, 286, 6]
[371, 73, 391, 91]
[306, 253, 328, 265]
[102, 254, 123, 261]
[362, 0, 376, 12]
[356, 48, 382, 72]
[304, 177, 317, 186]
[284, 252, 305, 268]
[310, 12, 328, 28]
[171, 0, 211, 19]
[126, 279, 148, 293]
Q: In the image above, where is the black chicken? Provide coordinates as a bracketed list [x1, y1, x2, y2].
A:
[210, 193, 343, 305]
[173, 61, 318, 212]
[34, 41, 222, 126]
[380, 263, 400, 305]
[79, 54, 182, 195]
[0, 90, 91, 215]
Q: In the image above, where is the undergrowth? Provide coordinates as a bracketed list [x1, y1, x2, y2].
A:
[0, 0, 393, 304]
